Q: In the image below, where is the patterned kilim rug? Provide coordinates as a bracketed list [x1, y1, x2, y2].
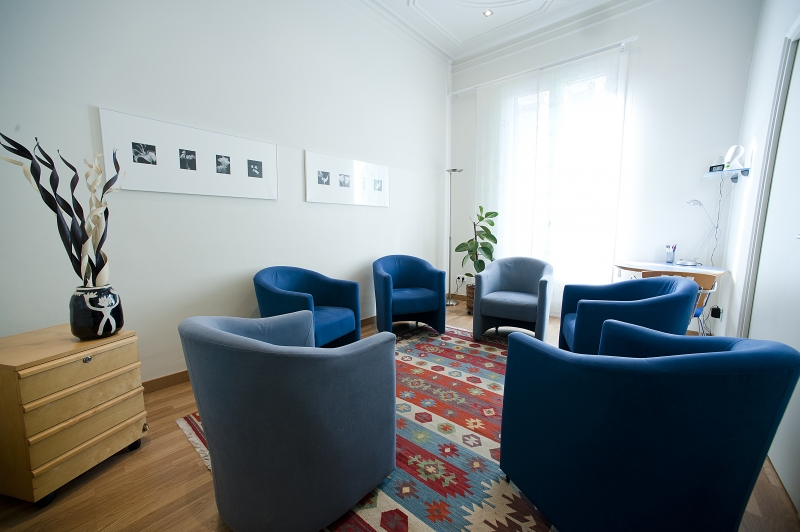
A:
[176, 326, 553, 531]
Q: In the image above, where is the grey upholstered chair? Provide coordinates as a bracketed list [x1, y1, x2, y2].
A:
[473, 256, 553, 341]
[178, 311, 396, 532]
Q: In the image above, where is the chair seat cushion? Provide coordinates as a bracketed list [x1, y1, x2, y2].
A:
[562, 312, 577, 350]
[313, 306, 356, 346]
[481, 291, 538, 323]
[392, 288, 439, 315]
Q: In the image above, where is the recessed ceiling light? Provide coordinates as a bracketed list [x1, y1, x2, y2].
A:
[483, 9, 493, 17]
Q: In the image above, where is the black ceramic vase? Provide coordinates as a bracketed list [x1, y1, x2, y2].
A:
[70, 285, 124, 340]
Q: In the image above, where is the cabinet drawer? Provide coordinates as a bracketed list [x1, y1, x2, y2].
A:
[31, 412, 146, 502]
[23, 364, 142, 438]
[17, 337, 139, 404]
[28, 390, 145, 469]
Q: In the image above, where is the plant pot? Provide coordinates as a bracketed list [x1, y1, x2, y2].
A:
[70, 285, 124, 340]
[466, 284, 475, 315]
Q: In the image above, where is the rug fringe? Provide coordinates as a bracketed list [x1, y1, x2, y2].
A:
[176, 418, 212, 471]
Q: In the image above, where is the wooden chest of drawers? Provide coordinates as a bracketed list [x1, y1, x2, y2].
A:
[0, 325, 148, 503]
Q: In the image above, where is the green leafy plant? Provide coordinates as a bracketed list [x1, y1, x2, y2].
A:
[454, 206, 498, 278]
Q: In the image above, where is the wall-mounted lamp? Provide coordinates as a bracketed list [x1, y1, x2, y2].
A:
[703, 145, 749, 183]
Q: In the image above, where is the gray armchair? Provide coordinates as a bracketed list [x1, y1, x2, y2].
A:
[178, 311, 396, 532]
[473, 257, 553, 341]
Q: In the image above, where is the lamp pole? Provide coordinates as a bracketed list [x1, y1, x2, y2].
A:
[446, 169, 463, 306]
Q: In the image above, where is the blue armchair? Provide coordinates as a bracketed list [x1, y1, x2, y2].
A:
[373, 255, 446, 334]
[178, 311, 396, 532]
[501, 321, 800, 532]
[560, 276, 698, 354]
[253, 266, 360, 347]
[473, 256, 553, 341]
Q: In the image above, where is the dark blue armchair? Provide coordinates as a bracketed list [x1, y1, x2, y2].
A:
[501, 321, 800, 532]
[560, 276, 698, 354]
[253, 266, 360, 347]
[179, 311, 396, 532]
[373, 255, 446, 334]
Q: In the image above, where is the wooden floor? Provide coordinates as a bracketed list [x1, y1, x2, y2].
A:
[1, 304, 798, 531]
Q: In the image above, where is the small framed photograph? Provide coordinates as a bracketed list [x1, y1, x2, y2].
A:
[339, 174, 351, 187]
[374, 179, 383, 191]
[132, 143, 157, 165]
[248, 160, 262, 178]
[216, 155, 230, 174]
[179, 149, 196, 170]
[318, 171, 330, 185]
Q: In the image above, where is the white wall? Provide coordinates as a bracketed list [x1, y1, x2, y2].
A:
[0, 0, 447, 381]
[717, 0, 800, 337]
[448, 0, 762, 325]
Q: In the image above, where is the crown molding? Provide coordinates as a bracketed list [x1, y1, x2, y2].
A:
[347, 0, 661, 68]
[409, 0, 464, 46]
[343, 0, 453, 66]
[452, 0, 661, 70]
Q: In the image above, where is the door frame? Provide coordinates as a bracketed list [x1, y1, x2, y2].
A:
[738, 16, 800, 338]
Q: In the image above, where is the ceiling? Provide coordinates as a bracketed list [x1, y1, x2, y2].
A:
[352, 0, 628, 63]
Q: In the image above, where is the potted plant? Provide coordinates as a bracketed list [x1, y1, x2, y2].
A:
[454, 206, 498, 314]
[1, 133, 124, 340]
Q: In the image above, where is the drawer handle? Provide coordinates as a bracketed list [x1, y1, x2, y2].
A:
[82, 356, 93, 363]
[142, 423, 150, 433]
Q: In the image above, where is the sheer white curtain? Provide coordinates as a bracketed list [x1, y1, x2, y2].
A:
[476, 48, 628, 314]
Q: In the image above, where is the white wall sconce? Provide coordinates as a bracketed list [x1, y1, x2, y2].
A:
[703, 145, 749, 183]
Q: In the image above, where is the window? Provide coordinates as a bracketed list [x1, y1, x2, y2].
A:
[476, 48, 628, 313]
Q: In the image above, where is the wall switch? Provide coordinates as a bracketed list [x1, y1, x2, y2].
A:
[710, 305, 722, 319]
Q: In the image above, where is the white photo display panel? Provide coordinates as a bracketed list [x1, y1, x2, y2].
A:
[99, 109, 277, 200]
[304, 150, 389, 207]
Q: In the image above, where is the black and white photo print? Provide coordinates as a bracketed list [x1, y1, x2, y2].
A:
[132, 143, 157, 165]
[318, 171, 330, 185]
[179, 149, 196, 170]
[374, 179, 383, 191]
[338, 174, 351, 187]
[216, 155, 231, 174]
[248, 160, 263, 178]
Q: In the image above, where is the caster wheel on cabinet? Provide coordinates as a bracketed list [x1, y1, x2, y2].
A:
[128, 439, 142, 451]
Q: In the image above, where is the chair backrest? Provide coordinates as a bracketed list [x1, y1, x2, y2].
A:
[641, 270, 717, 309]
[254, 265, 317, 293]
[489, 256, 552, 295]
[373, 255, 434, 289]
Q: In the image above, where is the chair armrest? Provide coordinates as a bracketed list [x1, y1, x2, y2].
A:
[598, 320, 744, 358]
[178, 311, 316, 351]
[535, 274, 553, 341]
[308, 275, 360, 315]
[254, 277, 313, 318]
[572, 295, 692, 355]
[373, 266, 393, 330]
[419, 262, 446, 294]
[475, 261, 502, 299]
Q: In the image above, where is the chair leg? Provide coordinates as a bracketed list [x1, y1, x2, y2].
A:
[495, 327, 499, 334]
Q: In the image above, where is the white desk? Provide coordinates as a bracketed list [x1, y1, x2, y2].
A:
[615, 260, 727, 278]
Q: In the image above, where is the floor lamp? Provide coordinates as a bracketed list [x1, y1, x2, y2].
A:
[446, 169, 463, 306]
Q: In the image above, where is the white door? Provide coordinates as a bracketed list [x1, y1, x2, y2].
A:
[749, 44, 800, 510]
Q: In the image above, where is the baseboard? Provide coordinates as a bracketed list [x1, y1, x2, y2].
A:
[448, 294, 467, 301]
[143, 370, 190, 394]
[361, 315, 376, 327]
